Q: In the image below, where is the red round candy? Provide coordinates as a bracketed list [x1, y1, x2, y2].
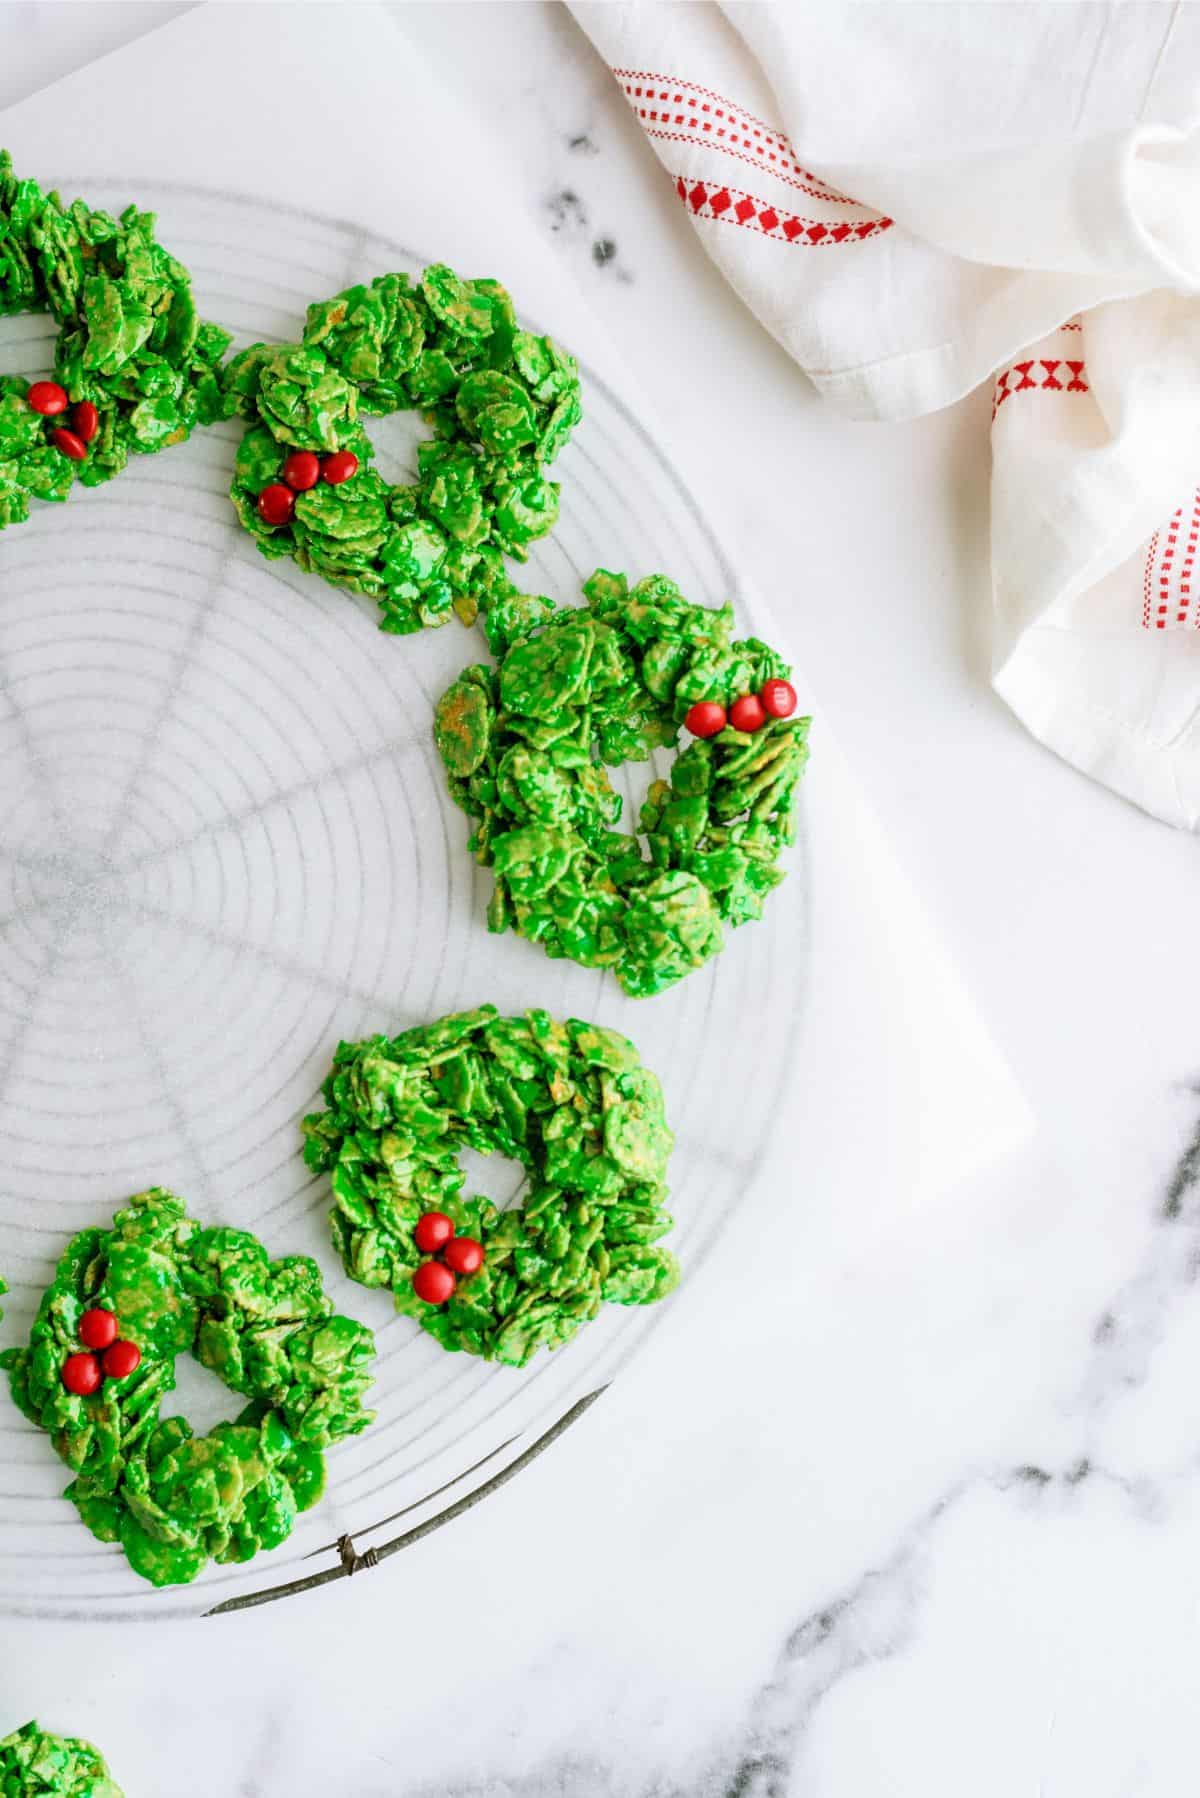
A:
[760, 678, 797, 720]
[101, 1339, 141, 1380]
[684, 701, 727, 739]
[729, 693, 767, 733]
[281, 450, 320, 492]
[442, 1236, 484, 1277]
[412, 1261, 456, 1306]
[414, 1211, 454, 1255]
[50, 427, 87, 462]
[321, 450, 358, 485]
[27, 380, 69, 416]
[73, 400, 100, 444]
[62, 1353, 101, 1397]
[78, 1307, 118, 1351]
[257, 482, 296, 526]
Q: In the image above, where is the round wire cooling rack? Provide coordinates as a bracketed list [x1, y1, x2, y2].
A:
[0, 182, 810, 1619]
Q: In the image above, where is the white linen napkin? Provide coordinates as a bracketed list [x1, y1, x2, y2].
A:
[571, 1, 1200, 827]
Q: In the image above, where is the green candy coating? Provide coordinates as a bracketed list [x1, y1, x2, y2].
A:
[433, 570, 811, 997]
[0, 1190, 375, 1588]
[220, 264, 581, 648]
[303, 1004, 679, 1367]
[0, 150, 231, 531]
[0, 1722, 123, 1797]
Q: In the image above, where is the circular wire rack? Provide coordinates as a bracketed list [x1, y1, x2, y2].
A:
[0, 183, 810, 1619]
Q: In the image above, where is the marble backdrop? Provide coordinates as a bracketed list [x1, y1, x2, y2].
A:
[1, 5, 1200, 1795]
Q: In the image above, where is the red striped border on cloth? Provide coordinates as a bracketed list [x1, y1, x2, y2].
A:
[1143, 492, 1200, 630]
[614, 65, 890, 231]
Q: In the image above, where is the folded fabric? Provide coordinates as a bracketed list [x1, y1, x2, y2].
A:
[572, 1, 1200, 827]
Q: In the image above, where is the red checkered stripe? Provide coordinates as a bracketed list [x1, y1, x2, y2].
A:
[673, 174, 892, 246]
[616, 67, 799, 143]
[614, 66, 851, 202]
[991, 352, 1089, 421]
[613, 66, 893, 238]
[1142, 491, 1200, 631]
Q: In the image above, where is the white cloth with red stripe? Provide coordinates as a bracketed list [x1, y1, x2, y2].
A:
[572, 2, 1200, 828]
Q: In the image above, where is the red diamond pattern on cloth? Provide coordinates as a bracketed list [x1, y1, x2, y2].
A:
[1142, 490, 1200, 631]
[668, 172, 893, 247]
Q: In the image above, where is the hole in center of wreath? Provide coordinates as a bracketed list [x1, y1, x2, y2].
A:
[457, 1147, 526, 1213]
[357, 408, 434, 489]
[0, 310, 56, 379]
[162, 1351, 253, 1437]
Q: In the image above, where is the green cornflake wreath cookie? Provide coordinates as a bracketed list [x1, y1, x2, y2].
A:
[302, 1004, 679, 1367]
[218, 263, 581, 647]
[0, 1722, 123, 1798]
[0, 150, 231, 529]
[434, 569, 811, 998]
[0, 1189, 375, 1589]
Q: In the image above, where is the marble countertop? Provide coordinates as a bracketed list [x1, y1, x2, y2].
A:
[3, 5, 1200, 1794]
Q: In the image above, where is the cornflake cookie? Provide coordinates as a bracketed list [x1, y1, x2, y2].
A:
[435, 569, 811, 997]
[218, 264, 581, 648]
[0, 1722, 123, 1797]
[303, 1004, 679, 1367]
[0, 150, 230, 529]
[0, 1190, 375, 1588]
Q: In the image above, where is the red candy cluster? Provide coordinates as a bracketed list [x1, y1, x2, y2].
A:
[410, 1211, 486, 1306]
[684, 678, 797, 740]
[60, 1308, 142, 1396]
[28, 381, 100, 462]
[257, 449, 359, 526]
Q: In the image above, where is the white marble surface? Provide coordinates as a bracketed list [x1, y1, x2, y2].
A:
[2, 4, 1200, 1794]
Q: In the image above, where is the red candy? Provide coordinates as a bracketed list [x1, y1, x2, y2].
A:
[62, 1353, 101, 1397]
[281, 450, 320, 492]
[414, 1211, 454, 1254]
[27, 380, 68, 416]
[257, 483, 296, 526]
[321, 450, 358, 485]
[412, 1261, 456, 1306]
[78, 1308, 118, 1351]
[73, 400, 100, 444]
[50, 427, 87, 463]
[684, 701, 727, 739]
[760, 678, 797, 720]
[729, 693, 767, 733]
[442, 1236, 484, 1277]
[101, 1340, 141, 1380]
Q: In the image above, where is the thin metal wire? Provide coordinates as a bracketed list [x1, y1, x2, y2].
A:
[205, 1388, 607, 1615]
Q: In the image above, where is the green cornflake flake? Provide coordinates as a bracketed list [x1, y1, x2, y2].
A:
[0, 149, 232, 532]
[0, 1722, 123, 1797]
[223, 262, 581, 644]
[433, 570, 810, 996]
[304, 1005, 679, 1366]
[434, 666, 494, 777]
[257, 343, 359, 451]
[0, 1189, 376, 1589]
